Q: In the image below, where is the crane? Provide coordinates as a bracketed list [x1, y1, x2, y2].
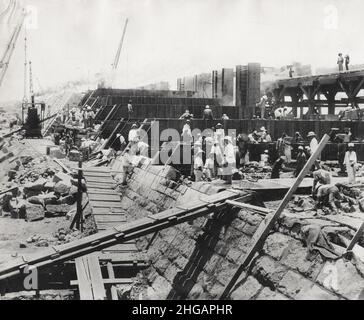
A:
[112, 18, 128, 70]
[0, 8, 26, 88]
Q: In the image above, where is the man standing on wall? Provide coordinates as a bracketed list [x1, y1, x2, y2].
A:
[337, 53, 344, 72]
[345, 54, 350, 71]
[127, 100, 133, 118]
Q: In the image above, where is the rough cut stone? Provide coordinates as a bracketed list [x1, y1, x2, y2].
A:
[230, 276, 262, 300]
[295, 284, 338, 300]
[54, 181, 72, 195]
[278, 270, 314, 299]
[23, 178, 47, 196]
[151, 276, 172, 299]
[25, 202, 45, 222]
[263, 233, 293, 260]
[317, 259, 364, 300]
[252, 256, 288, 287]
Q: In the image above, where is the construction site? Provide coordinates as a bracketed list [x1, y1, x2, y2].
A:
[0, 0, 364, 302]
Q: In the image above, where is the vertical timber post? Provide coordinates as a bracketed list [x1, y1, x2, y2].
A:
[76, 158, 83, 232]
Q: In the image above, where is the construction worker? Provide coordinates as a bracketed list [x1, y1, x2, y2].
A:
[128, 124, 139, 142]
[69, 107, 78, 122]
[315, 183, 343, 214]
[137, 139, 149, 157]
[307, 131, 320, 168]
[259, 127, 271, 143]
[344, 143, 357, 184]
[276, 133, 287, 158]
[204, 152, 215, 181]
[215, 123, 225, 146]
[121, 148, 133, 186]
[271, 157, 286, 179]
[193, 149, 204, 182]
[295, 146, 306, 177]
[312, 166, 332, 199]
[202, 105, 214, 120]
[260, 149, 269, 167]
[116, 133, 126, 151]
[294, 131, 304, 143]
[256, 95, 268, 119]
[288, 66, 294, 78]
[337, 53, 344, 72]
[127, 100, 133, 117]
[345, 54, 350, 71]
[86, 106, 95, 128]
[248, 130, 259, 144]
[221, 113, 229, 120]
[182, 120, 193, 144]
[222, 136, 236, 184]
[179, 110, 193, 120]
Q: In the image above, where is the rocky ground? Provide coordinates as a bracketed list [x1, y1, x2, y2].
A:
[0, 132, 96, 269]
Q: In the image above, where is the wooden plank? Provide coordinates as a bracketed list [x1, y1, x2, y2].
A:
[107, 262, 118, 300]
[98, 253, 144, 262]
[87, 254, 106, 300]
[88, 194, 121, 202]
[220, 133, 331, 299]
[92, 207, 126, 214]
[225, 200, 272, 216]
[74, 167, 111, 173]
[87, 184, 114, 190]
[84, 177, 114, 184]
[75, 257, 93, 300]
[102, 243, 137, 252]
[95, 217, 127, 224]
[83, 172, 112, 178]
[71, 278, 133, 286]
[90, 201, 124, 208]
[88, 190, 122, 196]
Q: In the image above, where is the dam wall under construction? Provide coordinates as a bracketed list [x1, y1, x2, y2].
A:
[110, 157, 364, 300]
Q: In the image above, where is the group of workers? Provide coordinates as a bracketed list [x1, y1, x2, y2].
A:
[61, 105, 96, 129]
[337, 53, 350, 72]
[179, 106, 229, 122]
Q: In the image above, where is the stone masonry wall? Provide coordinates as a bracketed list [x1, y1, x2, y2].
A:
[117, 157, 364, 300]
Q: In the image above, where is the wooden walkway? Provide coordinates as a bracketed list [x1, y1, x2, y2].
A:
[82, 167, 139, 265]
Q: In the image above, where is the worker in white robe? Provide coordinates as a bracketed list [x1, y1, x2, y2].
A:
[222, 136, 236, 184]
[343, 143, 357, 184]
[308, 131, 320, 169]
[182, 120, 193, 144]
[193, 149, 204, 182]
[128, 124, 139, 142]
[215, 123, 225, 146]
[204, 152, 215, 181]
[260, 150, 269, 167]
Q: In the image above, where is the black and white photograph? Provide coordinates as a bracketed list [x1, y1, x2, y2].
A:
[0, 0, 363, 305]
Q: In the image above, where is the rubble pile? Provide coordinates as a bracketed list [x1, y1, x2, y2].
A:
[20, 228, 83, 248]
[239, 162, 272, 181]
[0, 170, 80, 221]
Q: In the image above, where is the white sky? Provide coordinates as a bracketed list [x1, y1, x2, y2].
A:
[0, 0, 363, 101]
